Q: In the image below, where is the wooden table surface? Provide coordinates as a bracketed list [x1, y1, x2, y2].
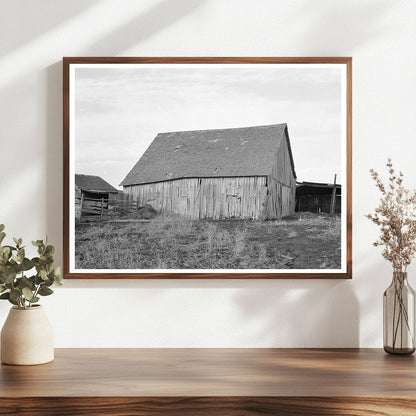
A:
[1, 348, 416, 415]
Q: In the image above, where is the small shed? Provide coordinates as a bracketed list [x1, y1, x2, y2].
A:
[120, 124, 297, 220]
[295, 181, 341, 213]
[75, 174, 118, 219]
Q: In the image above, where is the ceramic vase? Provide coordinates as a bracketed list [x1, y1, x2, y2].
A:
[1, 305, 54, 365]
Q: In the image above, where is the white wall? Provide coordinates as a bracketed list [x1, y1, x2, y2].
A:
[1, 0, 415, 347]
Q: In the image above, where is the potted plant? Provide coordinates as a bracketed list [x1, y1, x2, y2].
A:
[367, 159, 416, 354]
[0, 224, 62, 365]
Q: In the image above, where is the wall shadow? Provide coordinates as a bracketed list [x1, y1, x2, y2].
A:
[233, 279, 359, 347]
[0, 0, 100, 57]
[82, 0, 205, 55]
[286, 0, 392, 52]
[46, 62, 63, 263]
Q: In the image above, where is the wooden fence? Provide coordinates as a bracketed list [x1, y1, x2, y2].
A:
[75, 194, 138, 221]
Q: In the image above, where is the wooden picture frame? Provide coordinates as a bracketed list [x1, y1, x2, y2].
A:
[63, 57, 352, 279]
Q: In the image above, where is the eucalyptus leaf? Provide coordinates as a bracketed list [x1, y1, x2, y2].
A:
[21, 288, 39, 303]
[45, 245, 55, 256]
[0, 232, 6, 244]
[17, 248, 25, 262]
[20, 258, 33, 271]
[0, 249, 9, 265]
[37, 254, 53, 264]
[43, 276, 54, 287]
[0, 292, 9, 299]
[9, 288, 21, 301]
[39, 269, 48, 281]
[22, 287, 34, 301]
[8, 297, 18, 306]
[53, 267, 63, 286]
[3, 271, 16, 284]
[52, 266, 62, 278]
[17, 276, 35, 290]
[0, 246, 10, 255]
[0, 224, 4, 232]
[34, 275, 43, 285]
[9, 263, 20, 274]
[38, 287, 53, 296]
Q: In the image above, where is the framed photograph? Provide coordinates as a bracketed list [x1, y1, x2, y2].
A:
[63, 57, 352, 279]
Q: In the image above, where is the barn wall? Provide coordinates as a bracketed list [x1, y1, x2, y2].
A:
[265, 134, 296, 219]
[75, 185, 82, 220]
[75, 186, 120, 219]
[124, 176, 268, 219]
[296, 194, 342, 214]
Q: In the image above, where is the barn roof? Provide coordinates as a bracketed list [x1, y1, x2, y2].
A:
[120, 124, 296, 186]
[75, 174, 118, 194]
[297, 181, 341, 189]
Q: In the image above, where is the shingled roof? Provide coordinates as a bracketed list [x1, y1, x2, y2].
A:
[120, 124, 296, 186]
[75, 174, 118, 194]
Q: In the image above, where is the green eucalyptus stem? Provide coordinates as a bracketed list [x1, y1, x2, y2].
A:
[31, 284, 41, 305]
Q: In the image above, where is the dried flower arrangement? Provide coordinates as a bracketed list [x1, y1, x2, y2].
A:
[367, 159, 416, 354]
[366, 159, 416, 272]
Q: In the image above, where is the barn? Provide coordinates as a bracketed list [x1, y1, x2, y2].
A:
[296, 181, 341, 214]
[120, 124, 297, 220]
[75, 174, 119, 219]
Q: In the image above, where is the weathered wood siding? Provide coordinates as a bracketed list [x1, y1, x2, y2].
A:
[75, 185, 118, 220]
[75, 185, 82, 220]
[296, 193, 341, 214]
[265, 133, 296, 219]
[124, 176, 268, 220]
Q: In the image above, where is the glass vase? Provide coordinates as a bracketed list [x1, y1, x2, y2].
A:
[383, 271, 415, 355]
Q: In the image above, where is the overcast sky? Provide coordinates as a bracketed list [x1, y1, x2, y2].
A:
[74, 64, 343, 189]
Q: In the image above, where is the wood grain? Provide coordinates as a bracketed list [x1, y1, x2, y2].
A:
[1, 397, 416, 416]
[63, 57, 352, 279]
[1, 349, 415, 415]
[1, 348, 416, 396]
[126, 176, 270, 220]
[63, 57, 352, 64]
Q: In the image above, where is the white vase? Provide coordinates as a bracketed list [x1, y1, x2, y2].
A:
[1, 305, 54, 365]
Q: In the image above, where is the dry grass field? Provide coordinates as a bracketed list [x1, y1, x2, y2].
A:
[75, 213, 341, 270]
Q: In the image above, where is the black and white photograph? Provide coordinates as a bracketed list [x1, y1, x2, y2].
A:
[64, 58, 351, 278]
